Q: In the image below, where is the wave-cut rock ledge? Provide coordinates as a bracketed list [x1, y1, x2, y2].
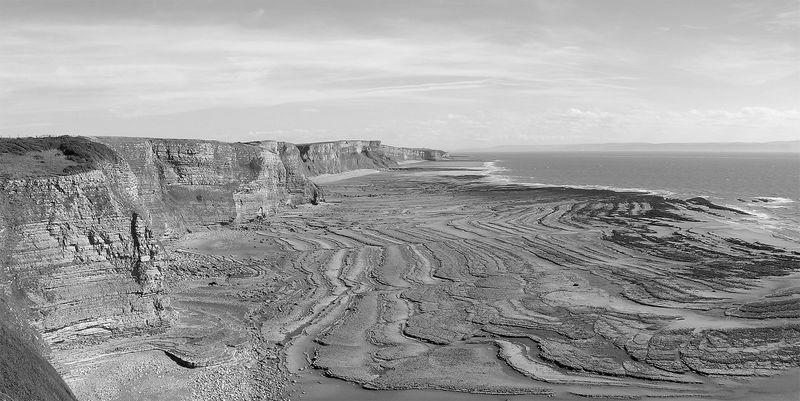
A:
[1, 137, 798, 401]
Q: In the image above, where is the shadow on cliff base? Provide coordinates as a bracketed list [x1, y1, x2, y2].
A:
[0, 299, 77, 401]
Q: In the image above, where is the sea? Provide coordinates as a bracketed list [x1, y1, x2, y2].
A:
[466, 151, 800, 242]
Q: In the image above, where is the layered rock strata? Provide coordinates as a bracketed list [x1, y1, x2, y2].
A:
[379, 144, 449, 161]
[0, 136, 447, 400]
[0, 136, 358, 399]
[0, 165, 170, 349]
[0, 136, 331, 349]
[297, 140, 396, 175]
[297, 140, 448, 175]
[7, 138, 794, 401]
[59, 163, 799, 400]
[95, 137, 322, 235]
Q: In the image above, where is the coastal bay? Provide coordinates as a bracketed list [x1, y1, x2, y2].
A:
[56, 159, 800, 400]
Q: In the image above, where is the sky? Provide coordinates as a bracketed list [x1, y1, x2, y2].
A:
[0, 0, 798, 149]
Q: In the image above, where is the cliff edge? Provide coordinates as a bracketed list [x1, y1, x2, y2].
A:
[0, 135, 448, 399]
[298, 140, 448, 175]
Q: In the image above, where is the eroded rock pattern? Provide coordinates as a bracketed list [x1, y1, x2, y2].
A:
[96, 137, 322, 233]
[0, 168, 170, 349]
[297, 140, 447, 175]
[56, 165, 798, 400]
[2, 139, 798, 401]
[379, 144, 449, 161]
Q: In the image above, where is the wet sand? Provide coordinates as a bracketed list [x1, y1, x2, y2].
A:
[58, 160, 800, 400]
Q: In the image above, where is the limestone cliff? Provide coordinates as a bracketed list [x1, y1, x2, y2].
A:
[298, 140, 448, 175]
[379, 144, 449, 161]
[0, 136, 438, 353]
[0, 135, 447, 398]
[297, 140, 395, 175]
[95, 137, 322, 235]
[0, 136, 326, 397]
[0, 165, 169, 349]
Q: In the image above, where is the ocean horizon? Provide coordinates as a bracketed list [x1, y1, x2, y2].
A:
[467, 151, 800, 241]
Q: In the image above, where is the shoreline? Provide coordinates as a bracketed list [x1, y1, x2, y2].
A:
[470, 159, 800, 243]
[58, 160, 800, 401]
[309, 168, 381, 184]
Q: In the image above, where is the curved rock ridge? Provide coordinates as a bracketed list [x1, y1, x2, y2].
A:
[0, 135, 449, 399]
[19, 138, 798, 400]
[0, 136, 331, 348]
[54, 165, 793, 400]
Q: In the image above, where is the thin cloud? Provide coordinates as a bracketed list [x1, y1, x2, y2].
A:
[1, 1, 798, 145]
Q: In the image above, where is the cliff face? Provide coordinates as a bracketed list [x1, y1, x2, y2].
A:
[298, 140, 449, 175]
[0, 167, 169, 349]
[0, 136, 328, 398]
[0, 136, 447, 398]
[0, 136, 439, 352]
[96, 137, 322, 235]
[0, 137, 326, 345]
[297, 140, 396, 175]
[379, 144, 449, 161]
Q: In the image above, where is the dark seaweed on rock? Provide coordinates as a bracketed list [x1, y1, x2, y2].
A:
[686, 197, 748, 215]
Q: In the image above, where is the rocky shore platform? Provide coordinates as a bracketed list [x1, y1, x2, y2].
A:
[50, 159, 798, 401]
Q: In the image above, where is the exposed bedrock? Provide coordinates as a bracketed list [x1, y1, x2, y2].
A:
[379, 144, 449, 161]
[96, 137, 323, 234]
[0, 136, 329, 355]
[241, 173, 797, 399]
[645, 325, 800, 375]
[297, 140, 449, 175]
[297, 140, 397, 175]
[0, 166, 170, 349]
[5, 138, 795, 400]
[0, 136, 450, 399]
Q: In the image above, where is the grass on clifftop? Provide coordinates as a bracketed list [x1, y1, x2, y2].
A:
[0, 136, 118, 179]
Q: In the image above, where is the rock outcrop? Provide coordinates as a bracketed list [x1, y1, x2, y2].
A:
[297, 140, 396, 175]
[0, 135, 448, 399]
[297, 140, 448, 175]
[96, 137, 322, 235]
[0, 137, 329, 347]
[0, 164, 170, 349]
[380, 144, 449, 161]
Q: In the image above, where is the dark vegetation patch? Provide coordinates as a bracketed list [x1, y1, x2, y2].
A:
[0, 136, 118, 179]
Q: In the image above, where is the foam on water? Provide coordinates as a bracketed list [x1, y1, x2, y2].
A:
[472, 155, 800, 242]
[750, 196, 794, 204]
[724, 204, 773, 220]
[477, 162, 674, 197]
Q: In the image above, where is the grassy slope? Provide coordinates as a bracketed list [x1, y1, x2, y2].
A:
[0, 136, 117, 179]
